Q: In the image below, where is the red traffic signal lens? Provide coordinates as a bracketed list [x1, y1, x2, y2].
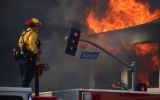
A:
[74, 32, 79, 38]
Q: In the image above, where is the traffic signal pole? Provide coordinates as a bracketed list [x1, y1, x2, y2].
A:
[79, 39, 136, 90]
[35, 75, 39, 96]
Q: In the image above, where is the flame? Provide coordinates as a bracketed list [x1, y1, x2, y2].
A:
[85, 0, 160, 87]
[134, 43, 159, 86]
[133, 43, 158, 56]
[87, 0, 160, 33]
[85, 0, 160, 53]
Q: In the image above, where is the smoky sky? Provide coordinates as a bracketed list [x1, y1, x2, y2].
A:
[0, 0, 94, 91]
[0, 0, 160, 92]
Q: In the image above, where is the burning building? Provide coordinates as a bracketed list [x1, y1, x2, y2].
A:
[85, 20, 160, 92]
[82, 0, 160, 92]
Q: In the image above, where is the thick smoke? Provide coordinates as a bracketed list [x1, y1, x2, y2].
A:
[38, 0, 121, 91]
[0, 0, 92, 92]
[0, 0, 160, 92]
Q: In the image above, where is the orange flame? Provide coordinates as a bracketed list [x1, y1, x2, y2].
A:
[133, 43, 158, 56]
[134, 43, 159, 86]
[85, 0, 160, 87]
[85, 0, 160, 54]
[87, 0, 160, 33]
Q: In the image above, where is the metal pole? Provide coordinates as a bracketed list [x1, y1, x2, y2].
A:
[132, 70, 136, 90]
[79, 39, 136, 90]
[89, 66, 95, 89]
[35, 73, 39, 96]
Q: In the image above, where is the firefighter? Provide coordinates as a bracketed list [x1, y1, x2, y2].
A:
[18, 18, 41, 87]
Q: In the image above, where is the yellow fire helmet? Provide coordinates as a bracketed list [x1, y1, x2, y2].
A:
[25, 17, 42, 26]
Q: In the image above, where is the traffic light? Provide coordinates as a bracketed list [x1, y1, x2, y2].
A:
[65, 28, 81, 56]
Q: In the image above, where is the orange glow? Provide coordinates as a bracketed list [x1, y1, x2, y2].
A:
[87, 0, 160, 33]
[152, 56, 160, 70]
[85, 0, 160, 54]
[134, 43, 159, 86]
[133, 43, 158, 56]
[133, 43, 159, 71]
[137, 72, 150, 86]
[85, 0, 160, 87]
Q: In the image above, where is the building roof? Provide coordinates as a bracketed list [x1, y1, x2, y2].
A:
[85, 19, 160, 45]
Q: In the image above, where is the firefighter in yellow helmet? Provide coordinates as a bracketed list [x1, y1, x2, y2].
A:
[18, 18, 41, 87]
